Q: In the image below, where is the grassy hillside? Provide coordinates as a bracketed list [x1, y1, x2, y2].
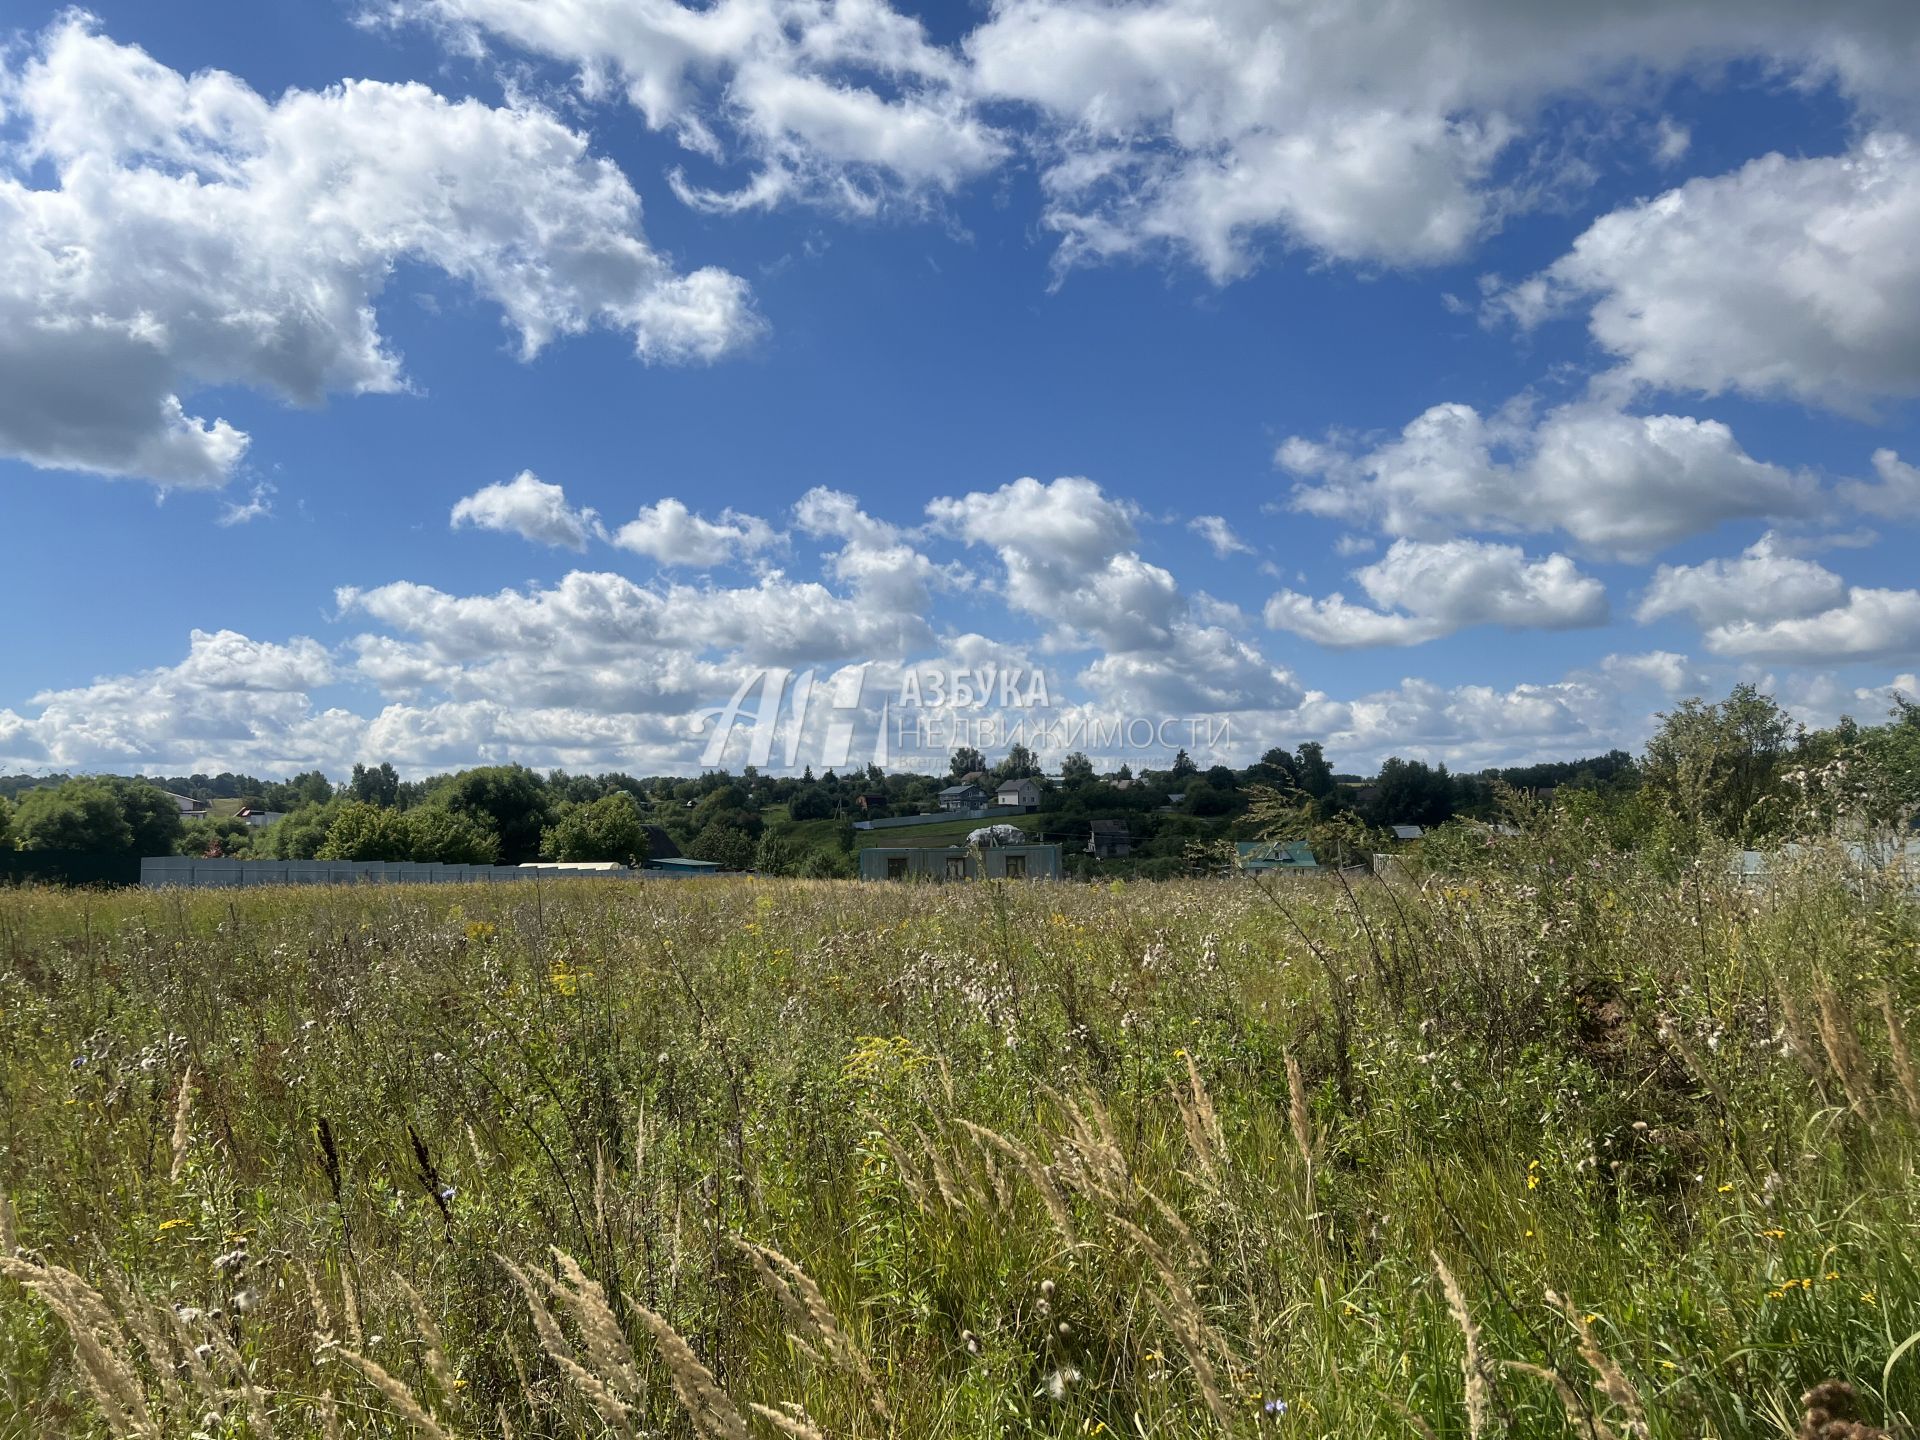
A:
[3, 839, 1919, 1437]
[760, 810, 1041, 853]
[847, 813, 1043, 848]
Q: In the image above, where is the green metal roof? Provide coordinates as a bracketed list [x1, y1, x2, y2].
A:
[1235, 840, 1319, 868]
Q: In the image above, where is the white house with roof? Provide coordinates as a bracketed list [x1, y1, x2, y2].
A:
[994, 777, 1042, 811]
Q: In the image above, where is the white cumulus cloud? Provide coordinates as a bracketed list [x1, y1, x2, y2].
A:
[0, 15, 760, 487]
[1264, 538, 1609, 648]
[1283, 400, 1815, 560]
[451, 471, 603, 550]
[1510, 132, 1920, 411]
[610, 498, 781, 568]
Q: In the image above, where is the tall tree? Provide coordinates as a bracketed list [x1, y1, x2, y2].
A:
[1363, 758, 1457, 829]
[544, 792, 646, 863]
[994, 743, 1041, 781]
[404, 807, 501, 864]
[11, 781, 134, 853]
[316, 802, 412, 861]
[349, 762, 399, 807]
[110, 782, 187, 857]
[1060, 751, 1095, 786]
[1294, 742, 1335, 799]
[434, 765, 553, 863]
[949, 746, 986, 780]
[1643, 683, 1794, 842]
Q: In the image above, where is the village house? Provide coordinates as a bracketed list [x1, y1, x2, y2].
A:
[1085, 818, 1133, 859]
[937, 782, 986, 811]
[994, 776, 1043, 811]
[860, 843, 1063, 882]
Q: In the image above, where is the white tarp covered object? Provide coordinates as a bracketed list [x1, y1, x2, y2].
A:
[965, 824, 1027, 847]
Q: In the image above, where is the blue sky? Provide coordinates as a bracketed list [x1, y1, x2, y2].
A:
[2, 0, 1918, 777]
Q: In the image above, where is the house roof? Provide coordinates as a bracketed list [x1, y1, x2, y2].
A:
[1235, 840, 1318, 868]
[997, 776, 1039, 791]
[938, 783, 983, 797]
[1390, 824, 1425, 840]
[641, 824, 683, 860]
[1088, 819, 1130, 834]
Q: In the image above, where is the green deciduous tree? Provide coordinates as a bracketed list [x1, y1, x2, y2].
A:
[689, 821, 756, 871]
[348, 762, 400, 808]
[949, 746, 985, 780]
[994, 743, 1041, 781]
[316, 801, 412, 861]
[1293, 742, 1335, 799]
[11, 781, 134, 853]
[266, 801, 340, 859]
[1643, 683, 1794, 843]
[110, 782, 186, 857]
[433, 765, 553, 863]
[403, 806, 501, 864]
[544, 792, 645, 864]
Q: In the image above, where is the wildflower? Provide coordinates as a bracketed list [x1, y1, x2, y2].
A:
[1263, 1398, 1289, 1418]
[1037, 1366, 1082, 1400]
[1526, 1159, 1541, 1191]
[961, 1329, 981, 1356]
[233, 1287, 259, 1314]
[1717, 1183, 1734, 1194]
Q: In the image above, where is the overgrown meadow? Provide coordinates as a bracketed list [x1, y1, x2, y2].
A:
[3, 830, 1919, 1438]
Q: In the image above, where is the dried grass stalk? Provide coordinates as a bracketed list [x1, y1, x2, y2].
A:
[1814, 987, 1874, 1119]
[1778, 987, 1831, 1093]
[168, 1066, 194, 1183]
[497, 1255, 637, 1439]
[1286, 1052, 1315, 1167]
[1113, 1216, 1236, 1431]
[393, 1273, 460, 1402]
[1879, 987, 1920, 1123]
[1, 1256, 154, 1438]
[1657, 1017, 1733, 1115]
[333, 1346, 459, 1440]
[1546, 1290, 1647, 1439]
[1433, 1251, 1494, 1440]
[1502, 1361, 1618, 1440]
[733, 1237, 890, 1420]
[1175, 1052, 1225, 1185]
[628, 1300, 752, 1440]
[956, 1119, 1076, 1248]
[749, 1400, 830, 1439]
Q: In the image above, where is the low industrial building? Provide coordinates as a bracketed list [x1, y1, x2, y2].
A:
[859, 843, 1062, 882]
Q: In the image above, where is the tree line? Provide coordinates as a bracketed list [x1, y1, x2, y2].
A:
[1, 684, 1914, 875]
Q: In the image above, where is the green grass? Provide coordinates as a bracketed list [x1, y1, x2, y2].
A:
[2, 831, 1919, 1438]
[847, 813, 1042, 848]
